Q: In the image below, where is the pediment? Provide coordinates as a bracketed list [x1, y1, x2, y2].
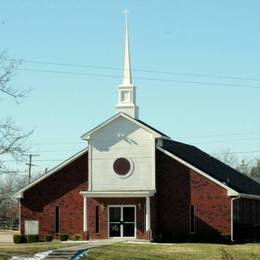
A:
[81, 113, 165, 141]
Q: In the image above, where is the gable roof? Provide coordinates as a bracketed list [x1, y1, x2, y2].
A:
[81, 112, 169, 140]
[136, 119, 169, 138]
[160, 139, 260, 196]
[14, 148, 88, 198]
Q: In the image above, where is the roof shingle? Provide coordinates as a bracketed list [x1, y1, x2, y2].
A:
[161, 139, 260, 196]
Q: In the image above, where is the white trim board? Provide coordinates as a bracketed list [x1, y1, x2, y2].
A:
[14, 148, 88, 199]
[81, 113, 165, 140]
[80, 190, 155, 198]
[156, 146, 238, 196]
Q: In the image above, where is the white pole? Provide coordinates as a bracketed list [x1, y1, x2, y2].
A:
[83, 197, 88, 232]
[145, 196, 151, 231]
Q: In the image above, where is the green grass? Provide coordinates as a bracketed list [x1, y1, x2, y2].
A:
[0, 241, 77, 260]
[83, 242, 260, 260]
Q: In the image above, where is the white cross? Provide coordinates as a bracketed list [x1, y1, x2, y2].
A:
[123, 8, 129, 21]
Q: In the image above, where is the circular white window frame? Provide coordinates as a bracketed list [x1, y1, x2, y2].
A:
[113, 158, 134, 179]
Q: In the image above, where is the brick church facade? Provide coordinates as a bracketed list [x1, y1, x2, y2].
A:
[15, 16, 260, 243]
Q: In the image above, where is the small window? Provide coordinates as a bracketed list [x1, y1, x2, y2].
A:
[95, 206, 99, 233]
[190, 205, 195, 233]
[55, 206, 60, 234]
[121, 90, 130, 103]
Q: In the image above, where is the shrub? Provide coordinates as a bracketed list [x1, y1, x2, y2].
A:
[71, 233, 81, 241]
[26, 234, 39, 243]
[74, 235, 81, 240]
[44, 234, 53, 242]
[60, 233, 69, 241]
[13, 235, 26, 244]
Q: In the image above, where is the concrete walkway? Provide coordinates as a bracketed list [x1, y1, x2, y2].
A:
[45, 239, 124, 259]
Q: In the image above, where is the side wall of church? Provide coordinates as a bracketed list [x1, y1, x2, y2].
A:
[154, 149, 231, 241]
[20, 152, 88, 239]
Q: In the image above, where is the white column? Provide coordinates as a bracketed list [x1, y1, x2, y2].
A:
[145, 196, 151, 231]
[83, 196, 88, 232]
[18, 198, 21, 234]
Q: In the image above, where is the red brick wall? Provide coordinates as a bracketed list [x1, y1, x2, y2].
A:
[87, 197, 149, 240]
[20, 147, 233, 241]
[155, 150, 231, 240]
[20, 152, 88, 239]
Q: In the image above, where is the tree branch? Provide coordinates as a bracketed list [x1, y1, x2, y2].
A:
[0, 51, 28, 102]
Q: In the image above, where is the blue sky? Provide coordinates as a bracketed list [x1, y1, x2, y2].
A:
[1, 0, 260, 177]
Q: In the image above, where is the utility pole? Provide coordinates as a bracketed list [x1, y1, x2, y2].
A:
[25, 154, 39, 184]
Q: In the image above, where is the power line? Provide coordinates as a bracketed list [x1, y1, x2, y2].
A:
[6, 58, 260, 82]
[175, 131, 260, 139]
[29, 142, 83, 145]
[193, 137, 260, 145]
[26, 130, 260, 146]
[13, 67, 260, 90]
[2, 149, 260, 163]
[26, 132, 260, 147]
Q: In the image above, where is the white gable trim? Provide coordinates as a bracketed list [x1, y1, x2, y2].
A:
[13, 148, 88, 199]
[157, 146, 238, 196]
[81, 113, 164, 140]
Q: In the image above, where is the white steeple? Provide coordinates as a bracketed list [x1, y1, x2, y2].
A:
[116, 9, 139, 119]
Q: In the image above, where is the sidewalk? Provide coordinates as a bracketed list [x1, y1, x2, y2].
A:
[45, 239, 124, 259]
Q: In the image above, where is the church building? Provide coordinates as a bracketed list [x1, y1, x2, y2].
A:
[15, 15, 260, 243]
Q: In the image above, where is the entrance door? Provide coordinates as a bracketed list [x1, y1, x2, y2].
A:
[108, 206, 135, 238]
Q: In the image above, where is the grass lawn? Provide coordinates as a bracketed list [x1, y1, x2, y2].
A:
[84, 242, 260, 260]
[0, 241, 78, 260]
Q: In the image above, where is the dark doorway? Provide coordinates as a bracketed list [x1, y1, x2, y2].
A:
[108, 206, 135, 237]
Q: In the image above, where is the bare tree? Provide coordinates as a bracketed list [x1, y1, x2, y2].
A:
[251, 159, 260, 177]
[0, 51, 25, 100]
[236, 159, 251, 176]
[0, 52, 31, 175]
[0, 118, 31, 174]
[214, 149, 252, 175]
[214, 149, 238, 168]
[0, 175, 14, 207]
[0, 174, 28, 228]
[0, 52, 32, 227]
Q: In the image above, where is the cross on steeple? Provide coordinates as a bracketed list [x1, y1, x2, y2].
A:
[123, 8, 129, 18]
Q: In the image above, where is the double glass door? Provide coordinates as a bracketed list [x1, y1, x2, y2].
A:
[109, 206, 135, 237]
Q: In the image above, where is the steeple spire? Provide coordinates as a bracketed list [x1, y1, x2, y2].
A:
[116, 9, 139, 119]
[122, 8, 132, 85]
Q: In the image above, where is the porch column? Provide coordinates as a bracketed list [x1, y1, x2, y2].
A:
[83, 196, 87, 232]
[145, 196, 151, 231]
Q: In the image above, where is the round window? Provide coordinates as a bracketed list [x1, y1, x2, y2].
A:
[113, 158, 131, 176]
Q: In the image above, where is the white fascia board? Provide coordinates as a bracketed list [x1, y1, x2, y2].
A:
[157, 146, 238, 195]
[13, 148, 88, 199]
[80, 190, 156, 198]
[235, 193, 260, 200]
[81, 113, 164, 140]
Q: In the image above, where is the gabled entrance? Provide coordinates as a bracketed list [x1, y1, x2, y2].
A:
[108, 205, 136, 238]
